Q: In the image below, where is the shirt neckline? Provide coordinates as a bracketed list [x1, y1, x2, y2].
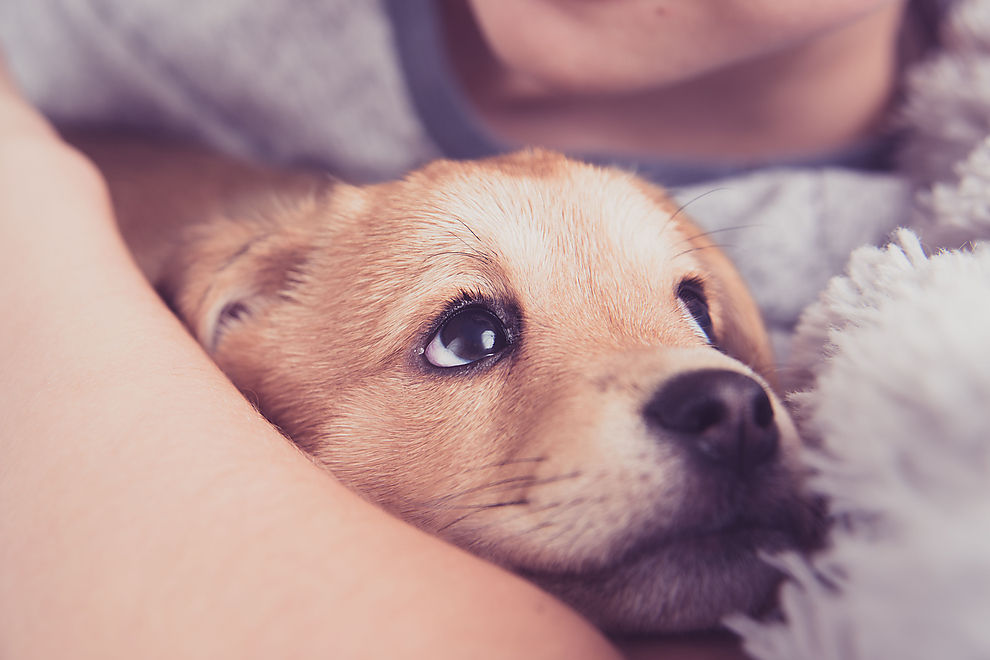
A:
[383, 0, 897, 187]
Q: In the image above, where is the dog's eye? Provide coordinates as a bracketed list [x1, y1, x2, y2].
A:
[677, 279, 714, 343]
[424, 306, 509, 367]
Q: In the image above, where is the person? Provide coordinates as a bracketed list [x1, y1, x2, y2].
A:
[0, 1, 933, 657]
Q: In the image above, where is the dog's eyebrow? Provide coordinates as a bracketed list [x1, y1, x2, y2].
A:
[423, 250, 496, 267]
[442, 222, 493, 263]
[452, 216, 482, 243]
[667, 187, 730, 224]
[672, 242, 730, 261]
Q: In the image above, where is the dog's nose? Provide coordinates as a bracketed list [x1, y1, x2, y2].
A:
[644, 369, 779, 475]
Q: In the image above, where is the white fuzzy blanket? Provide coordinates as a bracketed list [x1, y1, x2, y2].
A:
[721, 1, 990, 656]
[735, 232, 990, 659]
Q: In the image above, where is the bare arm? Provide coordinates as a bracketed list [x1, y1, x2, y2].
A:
[0, 62, 620, 660]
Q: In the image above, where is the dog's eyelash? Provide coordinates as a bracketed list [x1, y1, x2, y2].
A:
[437, 290, 497, 321]
[423, 249, 496, 268]
[419, 290, 522, 371]
[676, 277, 716, 345]
[430, 470, 584, 534]
[680, 301, 712, 344]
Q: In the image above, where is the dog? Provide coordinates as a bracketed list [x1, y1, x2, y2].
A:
[73, 133, 820, 633]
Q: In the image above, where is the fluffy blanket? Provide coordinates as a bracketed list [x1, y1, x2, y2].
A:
[730, 1, 990, 657]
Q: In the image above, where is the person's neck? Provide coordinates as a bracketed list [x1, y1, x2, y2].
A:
[442, 3, 907, 163]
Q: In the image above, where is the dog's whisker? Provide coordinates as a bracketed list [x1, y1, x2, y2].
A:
[662, 187, 732, 238]
[433, 227, 493, 260]
[524, 500, 565, 515]
[436, 511, 481, 533]
[441, 499, 530, 511]
[672, 243, 733, 261]
[669, 188, 729, 222]
[424, 471, 582, 512]
[391, 212, 486, 254]
[423, 250, 495, 266]
[452, 216, 483, 243]
[499, 499, 562, 517]
[424, 475, 541, 507]
[436, 499, 532, 533]
[516, 496, 595, 541]
[465, 456, 548, 472]
[533, 470, 582, 485]
[460, 512, 559, 540]
[676, 224, 761, 246]
[518, 521, 555, 536]
[495, 500, 567, 528]
[437, 477, 583, 536]
[537, 520, 580, 545]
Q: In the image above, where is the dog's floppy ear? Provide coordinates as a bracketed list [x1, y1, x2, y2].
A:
[157, 199, 320, 353]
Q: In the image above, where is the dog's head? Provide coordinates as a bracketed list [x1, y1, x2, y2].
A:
[162, 150, 820, 632]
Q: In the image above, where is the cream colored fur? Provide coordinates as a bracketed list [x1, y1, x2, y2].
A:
[76, 134, 818, 632]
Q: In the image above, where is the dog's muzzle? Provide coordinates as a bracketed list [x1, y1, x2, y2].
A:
[643, 368, 780, 477]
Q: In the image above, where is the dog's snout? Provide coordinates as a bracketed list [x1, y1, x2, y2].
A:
[644, 369, 779, 474]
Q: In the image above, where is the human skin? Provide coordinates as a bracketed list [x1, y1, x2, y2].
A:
[443, 0, 908, 162]
[0, 62, 629, 660]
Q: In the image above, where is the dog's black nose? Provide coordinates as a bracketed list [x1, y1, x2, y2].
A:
[644, 369, 779, 475]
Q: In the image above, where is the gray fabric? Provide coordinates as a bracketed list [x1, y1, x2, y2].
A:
[672, 169, 910, 362]
[0, 0, 439, 182]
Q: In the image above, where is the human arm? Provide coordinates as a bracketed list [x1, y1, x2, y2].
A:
[0, 60, 620, 660]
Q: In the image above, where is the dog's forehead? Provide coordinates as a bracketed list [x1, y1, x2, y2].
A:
[342, 153, 731, 353]
[298, 153, 769, 380]
[402, 155, 703, 301]
[419, 154, 677, 234]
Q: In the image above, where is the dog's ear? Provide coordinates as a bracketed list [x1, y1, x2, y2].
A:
[150, 180, 360, 354]
[157, 214, 315, 353]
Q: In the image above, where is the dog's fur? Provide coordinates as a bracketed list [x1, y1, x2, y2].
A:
[75, 133, 819, 633]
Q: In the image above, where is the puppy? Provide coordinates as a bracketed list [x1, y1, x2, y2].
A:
[74, 133, 819, 633]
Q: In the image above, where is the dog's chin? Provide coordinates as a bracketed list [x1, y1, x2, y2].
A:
[521, 525, 796, 633]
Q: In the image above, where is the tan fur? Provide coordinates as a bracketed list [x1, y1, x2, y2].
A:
[75, 134, 818, 633]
